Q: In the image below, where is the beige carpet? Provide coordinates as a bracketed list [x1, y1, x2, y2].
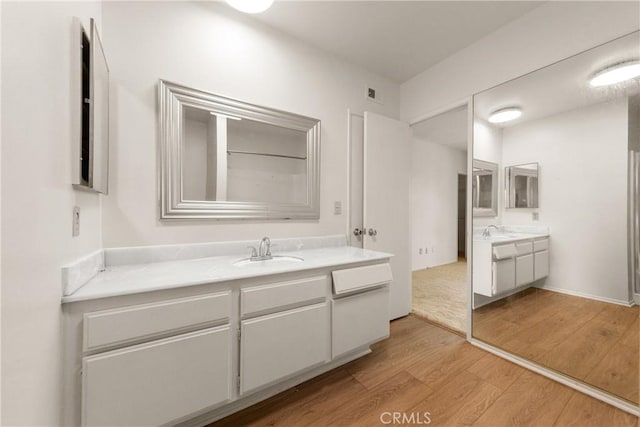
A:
[412, 260, 467, 334]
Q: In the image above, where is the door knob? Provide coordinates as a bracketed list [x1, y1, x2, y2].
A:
[353, 228, 363, 236]
[368, 228, 378, 237]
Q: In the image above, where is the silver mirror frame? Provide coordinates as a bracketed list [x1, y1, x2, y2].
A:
[472, 159, 498, 217]
[158, 80, 321, 220]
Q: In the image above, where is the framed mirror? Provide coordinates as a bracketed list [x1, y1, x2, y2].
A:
[159, 80, 320, 220]
[505, 163, 539, 208]
[472, 159, 498, 217]
[74, 18, 109, 194]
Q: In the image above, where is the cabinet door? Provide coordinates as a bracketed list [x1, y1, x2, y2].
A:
[82, 326, 232, 427]
[332, 287, 389, 358]
[516, 254, 534, 286]
[492, 259, 515, 295]
[241, 302, 329, 395]
[535, 250, 550, 280]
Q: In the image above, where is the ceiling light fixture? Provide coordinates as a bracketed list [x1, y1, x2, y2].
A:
[589, 60, 640, 87]
[488, 107, 522, 124]
[225, 0, 274, 14]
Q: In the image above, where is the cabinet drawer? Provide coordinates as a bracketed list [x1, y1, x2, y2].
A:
[332, 263, 392, 295]
[493, 244, 516, 260]
[332, 287, 389, 358]
[515, 241, 533, 256]
[241, 302, 329, 395]
[516, 254, 534, 286]
[83, 292, 231, 352]
[241, 276, 327, 317]
[493, 259, 515, 295]
[534, 238, 549, 252]
[535, 250, 550, 280]
[82, 326, 232, 427]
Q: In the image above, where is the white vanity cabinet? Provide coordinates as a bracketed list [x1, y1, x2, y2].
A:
[474, 236, 549, 298]
[63, 260, 392, 427]
[80, 292, 234, 426]
[239, 276, 331, 395]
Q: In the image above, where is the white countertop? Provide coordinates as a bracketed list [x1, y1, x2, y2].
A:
[473, 232, 549, 244]
[62, 245, 392, 304]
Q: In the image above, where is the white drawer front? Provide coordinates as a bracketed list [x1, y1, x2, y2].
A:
[241, 302, 330, 395]
[493, 259, 515, 295]
[332, 287, 390, 358]
[515, 241, 533, 256]
[516, 254, 534, 286]
[84, 292, 231, 352]
[493, 244, 517, 260]
[82, 326, 232, 427]
[332, 263, 392, 295]
[535, 250, 550, 280]
[241, 276, 327, 317]
[534, 238, 549, 252]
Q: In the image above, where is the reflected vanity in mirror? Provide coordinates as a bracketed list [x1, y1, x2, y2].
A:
[472, 31, 640, 408]
[505, 163, 539, 208]
[74, 18, 109, 194]
[472, 160, 498, 217]
[159, 80, 320, 219]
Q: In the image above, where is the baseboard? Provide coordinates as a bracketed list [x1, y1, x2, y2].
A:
[634, 293, 640, 305]
[536, 285, 634, 307]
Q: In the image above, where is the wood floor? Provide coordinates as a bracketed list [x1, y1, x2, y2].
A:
[210, 315, 637, 427]
[412, 260, 467, 334]
[474, 288, 639, 404]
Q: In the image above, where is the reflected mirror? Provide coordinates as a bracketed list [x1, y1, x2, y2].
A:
[472, 31, 640, 405]
[472, 159, 498, 216]
[505, 163, 539, 208]
[159, 80, 320, 219]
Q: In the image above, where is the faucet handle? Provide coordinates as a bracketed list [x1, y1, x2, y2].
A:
[247, 246, 258, 258]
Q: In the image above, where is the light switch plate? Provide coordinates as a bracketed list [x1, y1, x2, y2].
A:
[334, 201, 342, 215]
[72, 206, 80, 237]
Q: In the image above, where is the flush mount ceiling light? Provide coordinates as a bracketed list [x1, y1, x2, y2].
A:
[488, 107, 522, 124]
[225, 0, 274, 13]
[589, 60, 640, 87]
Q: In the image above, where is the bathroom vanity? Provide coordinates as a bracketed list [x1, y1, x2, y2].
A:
[61, 236, 392, 426]
[473, 230, 549, 299]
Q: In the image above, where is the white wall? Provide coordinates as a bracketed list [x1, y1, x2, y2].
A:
[411, 139, 466, 270]
[501, 100, 629, 303]
[401, 1, 640, 122]
[1, 2, 103, 425]
[101, 1, 400, 248]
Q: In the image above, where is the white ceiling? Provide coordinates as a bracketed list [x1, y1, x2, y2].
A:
[411, 104, 468, 151]
[474, 31, 640, 127]
[250, 1, 543, 82]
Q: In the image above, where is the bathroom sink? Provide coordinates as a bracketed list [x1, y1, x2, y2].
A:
[233, 255, 304, 267]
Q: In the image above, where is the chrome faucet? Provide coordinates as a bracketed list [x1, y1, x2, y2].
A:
[247, 237, 273, 261]
[482, 225, 499, 238]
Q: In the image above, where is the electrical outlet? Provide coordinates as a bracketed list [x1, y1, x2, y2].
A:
[334, 201, 342, 215]
[419, 248, 423, 255]
[424, 247, 428, 254]
[431, 246, 436, 253]
[72, 206, 80, 237]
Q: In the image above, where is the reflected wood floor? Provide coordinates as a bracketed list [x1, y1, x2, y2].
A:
[210, 315, 637, 427]
[412, 260, 467, 334]
[474, 288, 639, 404]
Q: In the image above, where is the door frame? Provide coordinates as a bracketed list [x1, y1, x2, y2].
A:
[409, 97, 474, 340]
[346, 109, 365, 247]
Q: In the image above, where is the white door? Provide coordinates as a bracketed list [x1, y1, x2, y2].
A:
[364, 112, 412, 320]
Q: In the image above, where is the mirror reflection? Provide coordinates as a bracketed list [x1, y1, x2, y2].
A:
[505, 163, 539, 208]
[472, 160, 498, 216]
[472, 31, 640, 404]
[182, 106, 308, 204]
